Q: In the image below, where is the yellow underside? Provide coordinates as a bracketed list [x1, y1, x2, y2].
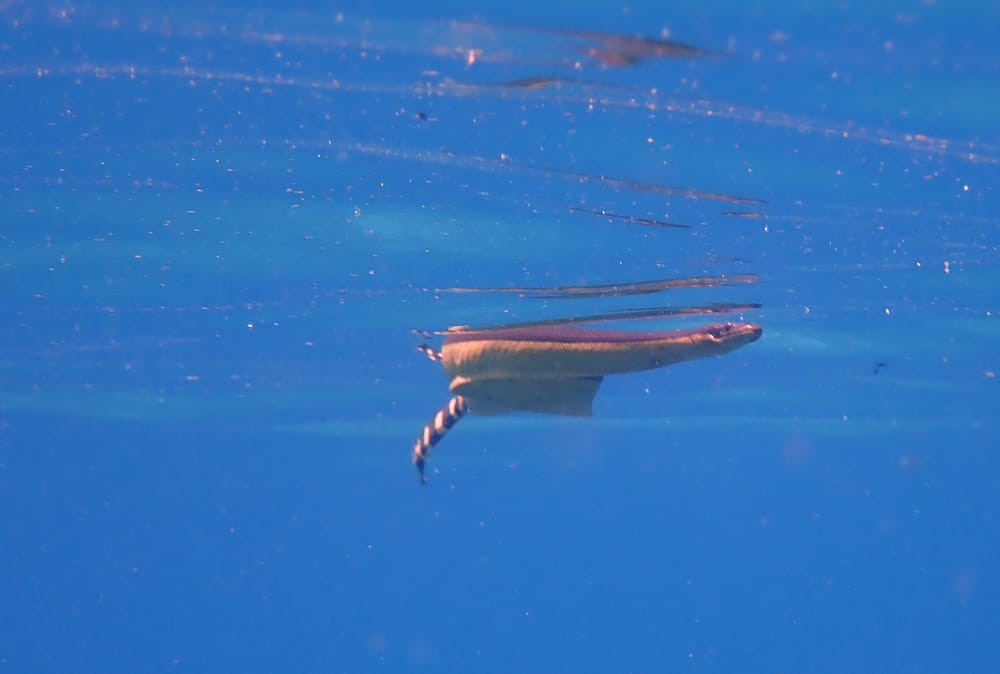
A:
[438, 324, 760, 415]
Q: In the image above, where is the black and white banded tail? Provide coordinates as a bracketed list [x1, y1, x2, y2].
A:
[412, 395, 467, 484]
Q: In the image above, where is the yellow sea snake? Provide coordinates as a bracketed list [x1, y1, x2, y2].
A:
[412, 321, 761, 483]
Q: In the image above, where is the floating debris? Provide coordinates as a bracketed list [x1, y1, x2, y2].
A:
[722, 211, 768, 219]
[568, 206, 691, 229]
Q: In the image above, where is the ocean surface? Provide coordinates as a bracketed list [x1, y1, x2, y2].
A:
[2, 1, 998, 672]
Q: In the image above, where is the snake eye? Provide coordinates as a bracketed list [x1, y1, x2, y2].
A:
[709, 323, 733, 339]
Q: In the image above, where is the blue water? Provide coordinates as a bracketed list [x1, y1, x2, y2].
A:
[2, 1, 998, 672]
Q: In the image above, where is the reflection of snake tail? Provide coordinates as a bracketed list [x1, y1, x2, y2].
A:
[413, 396, 468, 483]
